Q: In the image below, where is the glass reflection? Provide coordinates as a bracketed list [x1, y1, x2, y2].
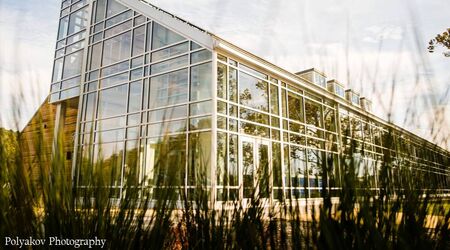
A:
[63, 51, 83, 79]
[98, 84, 128, 119]
[102, 31, 131, 66]
[149, 69, 188, 108]
[239, 72, 268, 112]
[152, 22, 184, 50]
[190, 62, 212, 101]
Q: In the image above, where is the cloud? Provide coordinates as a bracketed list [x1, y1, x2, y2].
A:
[0, 0, 59, 130]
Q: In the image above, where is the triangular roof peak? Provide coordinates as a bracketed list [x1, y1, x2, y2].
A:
[118, 0, 216, 49]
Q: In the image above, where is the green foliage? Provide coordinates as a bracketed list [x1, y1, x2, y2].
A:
[0, 128, 19, 167]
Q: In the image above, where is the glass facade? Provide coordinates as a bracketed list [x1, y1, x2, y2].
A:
[69, 0, 212, 199]
[215, 54, 449, 200]
[48, 0, 449, 202]
[50, 0, 90, 102]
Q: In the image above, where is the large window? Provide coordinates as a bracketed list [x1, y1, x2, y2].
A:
[149, 69, 188, 109]
[93, 141, 124, 187]
[97, 84, 128, 119]
[132, 25, 146, 56]
[289, 145, 307, 198]
[287, 92, 303, 122]
[143, 136, 186, 196]
[68, 7, 89, 35]
[188, 132, 212, 186]
[90, 43, 102, 70]
[190, 62, 212, 101]
[102, 32, 132, 66]
[239, 72, 268, 112]
[53, 58, 63, 82]
[95, 0, 107, 22]
[58, 16, 69, 40]
[305, 98, 322, 128]
[63, 51, 83, 79]
[152, 23, 184, 50]
[106, 0, 127, 17]
[128, 81, 142, 112]
[217, 63, 227, 99]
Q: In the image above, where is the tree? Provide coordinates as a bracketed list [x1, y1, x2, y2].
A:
[428, 28, 450, 57]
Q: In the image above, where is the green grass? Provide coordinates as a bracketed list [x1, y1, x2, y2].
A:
[0, 120, 449, 249]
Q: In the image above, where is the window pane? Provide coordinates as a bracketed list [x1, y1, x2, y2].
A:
[151, 42, 189, 62]
[305, 99, 322, 128]
[287, 92, 303, 122]
[66, 41, 83, 53]
[229, 67, 237, 102]
[149, 105, 187, 122]
[102, 60, 129, 77]
[105, 10, 132, 27]
[102, 31, 131, 66]
[83, 93, 97, 121]
[97, 116, 126, 130]
[90, 43, 102, 70]
[148, 136, 186, 190]
[124, 140, 139, 184]
[149, 69, 188, 108]
[63, 51, 83, 79]
[324, 106, 336, 132]
[151, 55, 188, 75]
[290, 145, 307, 188]
[188, 132, 211, 186]
[152, 22, 184, 50]
[239, 108, 269, 125]
[190, 49, 211, 64]
[217, 132, 226, 186]
[228, 134, 238, 186]
[95, 0, 107, 22]
[52, 58, 63, 82]
[58, 16, 69, 40]
[272, 142, 282, 187]
[100, 72, 128, 89]
[61, 76, 80, 89]
[128, 81, 142, 112]
[239, 72, 268, 112]
[104, 20, 132, 38]
[190, 62, 211, 101]
[68, 7, 88, 35]
[239, 64, 267, 79]
[93, 141, 124, 187]
[106, 0, 127, 17]
[189, 116, 211, 130]
[270, 84, 279, 115]
[60, 86, 79, 100]
[217, 63, 227, 99]
[148, 120, 186, 137]
[190, 100, 212, 116]
[98, 84, 128, 119]
[132, 25, 146, 56]
[96, 128, 125, 143]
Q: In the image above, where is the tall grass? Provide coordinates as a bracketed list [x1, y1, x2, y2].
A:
[0, 115, 449, 249]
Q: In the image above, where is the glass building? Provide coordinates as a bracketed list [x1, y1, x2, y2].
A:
[47, 0, 450, 201]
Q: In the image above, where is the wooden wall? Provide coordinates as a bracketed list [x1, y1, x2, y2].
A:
[20, 97, 79, 183]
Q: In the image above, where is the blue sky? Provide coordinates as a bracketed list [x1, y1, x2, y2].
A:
[0, 0, 449, 149]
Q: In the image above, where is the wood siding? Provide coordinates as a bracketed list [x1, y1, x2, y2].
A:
[20, 97, 79, 183]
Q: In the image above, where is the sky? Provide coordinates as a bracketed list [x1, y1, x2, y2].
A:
[0, 0, 449, 149]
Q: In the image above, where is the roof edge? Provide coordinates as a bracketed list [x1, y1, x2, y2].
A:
[118, 0, 216, 50]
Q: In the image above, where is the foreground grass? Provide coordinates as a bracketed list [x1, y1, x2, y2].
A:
[0, 121, 449, 250]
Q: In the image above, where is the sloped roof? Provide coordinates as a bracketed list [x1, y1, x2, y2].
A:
[119, 0, 216, 49]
